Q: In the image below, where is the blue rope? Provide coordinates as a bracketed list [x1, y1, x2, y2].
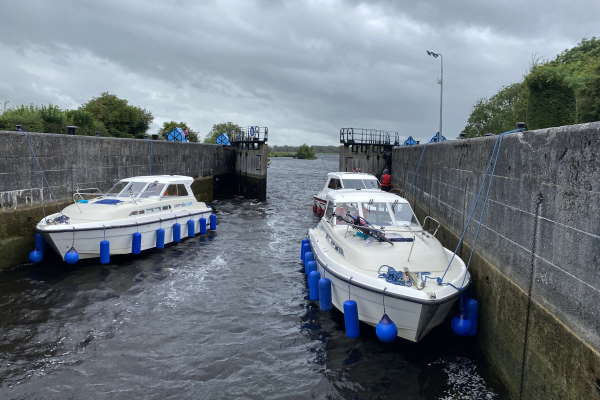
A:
[440, 128, 525, 287]
[377, 265, 411, 287]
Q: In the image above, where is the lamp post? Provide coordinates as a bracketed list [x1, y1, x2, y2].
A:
[426, 50, 443, 137]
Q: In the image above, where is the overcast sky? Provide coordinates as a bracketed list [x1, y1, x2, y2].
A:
[0, 1, 597, 145]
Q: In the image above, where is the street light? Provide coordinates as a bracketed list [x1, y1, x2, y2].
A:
[426, 50, 443, 137]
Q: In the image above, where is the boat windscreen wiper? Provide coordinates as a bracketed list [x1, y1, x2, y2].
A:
[345, 212, 393, 245]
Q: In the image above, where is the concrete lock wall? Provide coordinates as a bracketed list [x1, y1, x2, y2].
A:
[391, 122, 600, 400]
[338, 144, 392, 175]
[0, 130, 238, 269]
[234, 143, 268, 200]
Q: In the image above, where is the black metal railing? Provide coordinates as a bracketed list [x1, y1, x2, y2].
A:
[339, 128, 402, 146]
[230, 126, 268, 143]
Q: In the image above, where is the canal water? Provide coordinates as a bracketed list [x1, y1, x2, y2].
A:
[0, 154, 505, 399]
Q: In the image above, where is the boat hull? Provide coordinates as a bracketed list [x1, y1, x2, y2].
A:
[40, 211, 212, 260]
[315, 259, 457, 342]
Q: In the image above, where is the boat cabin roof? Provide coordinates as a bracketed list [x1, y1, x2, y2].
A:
[327, 172, 378, 181]
[326, 190, 408, 204]
[119, 175, 194, 184]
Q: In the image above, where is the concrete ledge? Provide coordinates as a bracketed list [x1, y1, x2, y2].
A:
[0, 200, 70, 270]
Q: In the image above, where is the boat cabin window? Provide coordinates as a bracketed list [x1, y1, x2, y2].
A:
[140, 182, 165, 198]
[342, 178, 380, 190]
[164, 184, 189, 197]
[328, 178, 342, 190]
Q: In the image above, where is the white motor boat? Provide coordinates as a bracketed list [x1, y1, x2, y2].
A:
[36, 175, 214, 262]
[312, 172, 380, 216]
[307, 189, 469, 342]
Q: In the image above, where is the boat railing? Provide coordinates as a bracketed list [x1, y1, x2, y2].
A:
[422, 216, 441, 237]
[73, 187, 103, 203]
[73, 187, 103, 212]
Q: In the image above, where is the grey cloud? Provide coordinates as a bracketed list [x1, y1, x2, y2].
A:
[0, 0, 596, 145]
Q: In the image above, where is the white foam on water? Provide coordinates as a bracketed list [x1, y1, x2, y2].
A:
[433, 357, 498, 400]
[158, 254, 228, 309]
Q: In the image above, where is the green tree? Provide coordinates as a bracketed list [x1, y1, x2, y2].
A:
[0, 105, 45, 132]
[81, 92, 153, 138]
[576, 62, 600, 123]
[295, 144, 316, 159]
[462, 37, 600, 136]
[39, 104, 66, 133]
[525, 66, 576, 129]
[65, 109, 108, 136]
[204, 122, 242, 143]
[461, 83, 527, 138]
[159, 121, 199, 142]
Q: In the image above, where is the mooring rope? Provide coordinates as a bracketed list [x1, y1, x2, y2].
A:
[377, 265, 411, 286]
[25, 131, 56, 217]
[440, 128, 525, 288]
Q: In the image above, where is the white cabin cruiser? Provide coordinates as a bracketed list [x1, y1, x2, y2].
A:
[307, 190, 469, 342]
[36, 175, 214, 262]
[312, 172, 380, 216]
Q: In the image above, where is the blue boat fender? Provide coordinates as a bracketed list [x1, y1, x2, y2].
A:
[173, 223, 181, 242]
[451, 297, 478, 336]
[300, 239, 310, 261]
[28, 249, 43, 263]
[100, 240, 110, 264]
[451, 314, 473, 336]
[466, 298, 479, 336]
[343, 300, 360, 338]
[132, 232, 142, 254]
[308, 270, 320, 301]
[209, 214, 217, 230]
[199, 217, 207, 235]
[29, 233, 45, 263]
[376, 314, 397, 343]
[303, 251, 314, 268]
[187, 219, 195, 237]
[156, 228, 165, 248]
[34, 233, 45, 254]
[64, 248, 79, 264]
[318, 278, 332, 311]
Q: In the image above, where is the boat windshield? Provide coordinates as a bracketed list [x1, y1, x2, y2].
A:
[106, 181, 147, 198]
[119, 182, 147, 198]
[389, 201, 420, 227]
[361, 202, 393, 226]
[140, 182, 165, 198]
[337, 201, 420, 228]
[106, 181, 128, 196]
[342, 179, 379, 189]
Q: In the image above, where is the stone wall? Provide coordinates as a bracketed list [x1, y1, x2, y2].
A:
[338, 144, 392, 175]
[234, 143, 268, 200]
[0, 130, 236, 269]
[391, 122, 600, 399]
